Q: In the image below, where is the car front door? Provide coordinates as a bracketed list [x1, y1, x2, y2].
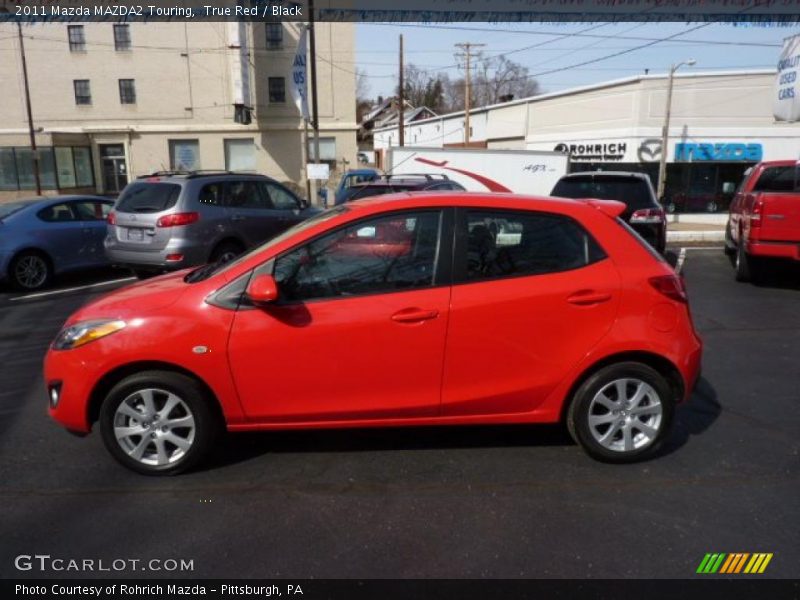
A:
[441, 208, 620, 417]
[227, 209, 453, 422]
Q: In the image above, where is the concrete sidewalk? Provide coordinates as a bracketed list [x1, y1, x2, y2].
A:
[666, 216, 726, 244]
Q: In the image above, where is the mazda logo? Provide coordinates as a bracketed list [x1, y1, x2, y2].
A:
[638, 139, 662, 162]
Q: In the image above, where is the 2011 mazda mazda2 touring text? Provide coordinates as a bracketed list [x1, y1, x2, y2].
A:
[45, 193, 702, 474]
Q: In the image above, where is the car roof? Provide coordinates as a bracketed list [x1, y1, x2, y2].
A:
[346, 191, 596, 213]
[7, 195, 110, 207]
[559, 171, 650, 180]
[135, 171, 272, 183]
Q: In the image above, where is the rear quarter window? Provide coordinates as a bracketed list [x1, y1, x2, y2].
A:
[752, 166, 798, 193]
[116, 182, 182, 213]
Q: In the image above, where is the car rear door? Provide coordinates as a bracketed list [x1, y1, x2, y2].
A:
[70, 199, 113, 267]
[224, 180, 282, 246]
[441, 208, 620, 417]
[227, 208, 453, 422]
[261, 181, 307, 234]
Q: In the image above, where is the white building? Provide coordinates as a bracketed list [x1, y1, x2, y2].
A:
[374, 70, 800, 212]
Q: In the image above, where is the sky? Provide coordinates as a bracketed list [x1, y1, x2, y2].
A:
[355, 22, 800, 102]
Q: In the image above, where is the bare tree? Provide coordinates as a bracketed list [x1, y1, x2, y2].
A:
[356, 68, 372, 123]
[444, 55, 541, 110]
[397, 64, 448, 113]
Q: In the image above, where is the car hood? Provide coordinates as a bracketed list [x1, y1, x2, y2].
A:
[66, 270, 191, 325]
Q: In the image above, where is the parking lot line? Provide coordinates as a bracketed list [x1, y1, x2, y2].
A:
[675, 247, 688, 275]
[8, 277, 136, 302]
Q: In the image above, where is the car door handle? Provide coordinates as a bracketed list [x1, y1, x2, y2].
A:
[391, 308, 439, 323]
[567, 291, 612, 306]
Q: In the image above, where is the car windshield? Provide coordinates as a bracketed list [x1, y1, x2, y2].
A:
[116, 182, 182, 213]
[185, 205, 349, 283]
[552, 176, 655, 212]
[0, 200, 35, 220]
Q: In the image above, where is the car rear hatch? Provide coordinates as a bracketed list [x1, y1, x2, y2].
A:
[110, 181, 184, 251]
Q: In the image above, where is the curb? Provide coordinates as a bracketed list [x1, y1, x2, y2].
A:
[666, 230, 726, 243]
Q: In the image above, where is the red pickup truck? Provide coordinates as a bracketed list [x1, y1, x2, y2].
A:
[725, 160, 800, 282]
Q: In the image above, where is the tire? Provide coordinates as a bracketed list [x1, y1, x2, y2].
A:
[666, 202, 676, 214]
[210, 241, 245, 265]
[9, 250, 52, 291]
[723, 222, 736, 256]
[99, 371, 221, 475]
[735, 242, 755, 282]
[706, 201, 718, 213]
[566, 362, 675, 463]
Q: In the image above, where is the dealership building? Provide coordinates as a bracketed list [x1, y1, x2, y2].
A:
[374, 69, 799, 212]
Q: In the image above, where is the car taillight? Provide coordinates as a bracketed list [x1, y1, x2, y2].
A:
[107, 212, 116, 225]
[156, 212, 199, 227]
[630, 208, 665, 224]
[649, 274, 688, 304]
[750, 198, 764, 228]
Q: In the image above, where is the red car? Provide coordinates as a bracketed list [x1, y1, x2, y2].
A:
[45, 193, 702, 474]
[726, 160, 800, 282]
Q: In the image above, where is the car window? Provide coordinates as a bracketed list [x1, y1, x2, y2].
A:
[552, 176, 655, 212]
[37, 203, 76, 222]
[72, 201, 111, 221]
[226, 181, 269, 210]
[198, 183, 224, 206]
[752, 166, 798, 193]
[263, 182, 299, 210]
[273, 210, 442, 302]
[462, 210, 606, 282]
[117, 183, 181, 213]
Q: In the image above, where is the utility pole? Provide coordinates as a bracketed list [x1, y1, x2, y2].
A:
[17, 22, 41, 196]
[398, 34, 404, 147]
[455, 42, 484, 146]
[308, 0, 322, 205]
[657, 59, 696, 202]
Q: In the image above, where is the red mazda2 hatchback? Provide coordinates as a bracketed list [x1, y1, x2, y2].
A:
[45, 193, 702, 474]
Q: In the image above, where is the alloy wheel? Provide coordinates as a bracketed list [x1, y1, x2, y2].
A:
[14, 255, 48, 289]
[586, 378, 663, 453]
[112, 388, 196, 467]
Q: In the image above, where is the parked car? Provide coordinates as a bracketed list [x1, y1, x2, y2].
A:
[725, 160, 800, 282]
[46, 192, 702, 474]
[0, 195, 113, 291]
[665, 192, 730, 214]
[334, 168, 380, 205]
[105, 171, 318, 277]
[336, 174, 466, 205]
[551, 172, 667, 254]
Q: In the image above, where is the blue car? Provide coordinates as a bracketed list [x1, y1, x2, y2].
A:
[0, 195, 114, 291]
[334, 168, 380, 205]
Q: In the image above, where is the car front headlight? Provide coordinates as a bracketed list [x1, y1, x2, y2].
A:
[52, 319, 127, 351]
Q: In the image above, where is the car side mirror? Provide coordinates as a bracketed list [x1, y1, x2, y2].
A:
[246, 274, 278, 305]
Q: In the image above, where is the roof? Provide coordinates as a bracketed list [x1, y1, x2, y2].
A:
[559, 171, 651, 180]
[373, 69, 776, 134]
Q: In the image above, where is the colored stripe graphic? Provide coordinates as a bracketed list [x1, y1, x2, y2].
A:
[699, 553, 773, 574]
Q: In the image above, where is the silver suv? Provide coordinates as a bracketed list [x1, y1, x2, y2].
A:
[105, 171, 318, 276]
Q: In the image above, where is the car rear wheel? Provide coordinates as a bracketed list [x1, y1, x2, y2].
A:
[723, 222, 736, 256]
[99, 371, 220, 475]
[210, 241, 245, 265]
[567, 362, 674, 463]
[9, 250, 52, 291]
[735, 242, 755, 282]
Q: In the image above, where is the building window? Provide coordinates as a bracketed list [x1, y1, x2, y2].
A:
[73, 80, 91, 105]
[265, 23, 283, 49]
[68, 25, 85, 52]
[307, 137, 337, 166]
[114, 24, 131, 51]
[224, 139, 256, 171]
[268, 77, 286, 103]
[119, 79, 136, 104]
[169, 140, 200, 171]
[0, 147, 58, 190]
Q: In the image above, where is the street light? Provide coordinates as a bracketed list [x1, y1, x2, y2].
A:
[656, 59, 696, 202]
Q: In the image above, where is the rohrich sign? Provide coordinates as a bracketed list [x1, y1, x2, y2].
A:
[553, 142, 627, 161]
[674, 142, 763, 162]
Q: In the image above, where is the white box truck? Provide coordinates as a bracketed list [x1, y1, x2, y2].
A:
[386, 146, 570, 196]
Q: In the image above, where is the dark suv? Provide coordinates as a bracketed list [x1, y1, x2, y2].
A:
[551, 172, 667, 254]
[335, 174, 466, 205]
[105, 171, 318, 276]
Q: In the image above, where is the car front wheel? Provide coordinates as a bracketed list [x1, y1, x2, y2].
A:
[567, 362, 675, 463]
[99, 371, 220, 475]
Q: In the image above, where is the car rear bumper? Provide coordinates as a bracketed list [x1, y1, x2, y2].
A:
[746, 240, 800, 261]
[104, 238, 208, 270]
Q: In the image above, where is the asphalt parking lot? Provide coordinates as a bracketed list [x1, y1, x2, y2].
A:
[0, 248, 798, 579]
